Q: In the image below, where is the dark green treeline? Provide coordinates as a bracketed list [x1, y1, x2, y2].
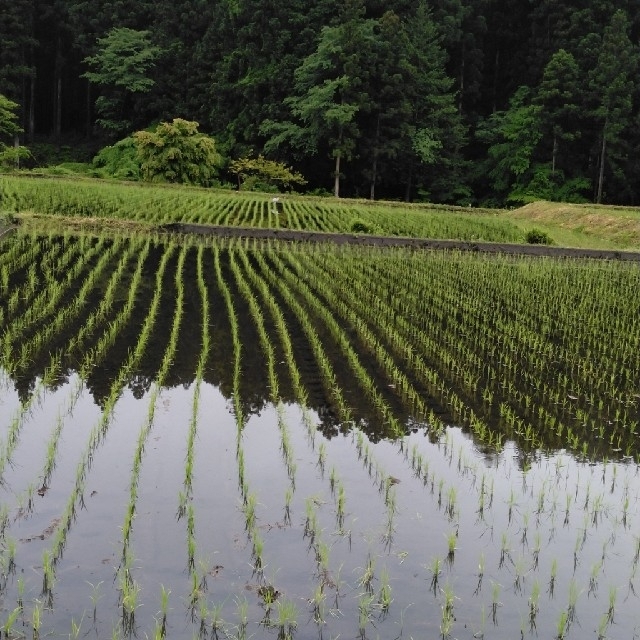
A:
[2, 0, 640, 205]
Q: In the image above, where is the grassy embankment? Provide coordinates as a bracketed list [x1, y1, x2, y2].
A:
[504, 201, 640, 250]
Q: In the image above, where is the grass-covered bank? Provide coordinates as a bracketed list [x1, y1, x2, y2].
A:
[507, 200, 640, 249]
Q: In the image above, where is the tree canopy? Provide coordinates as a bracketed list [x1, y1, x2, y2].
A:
[2, 0, 640, 205]
[133, 118, 221, 186]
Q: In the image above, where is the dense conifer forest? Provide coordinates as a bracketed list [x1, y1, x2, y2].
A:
[1, 0, 640, 205]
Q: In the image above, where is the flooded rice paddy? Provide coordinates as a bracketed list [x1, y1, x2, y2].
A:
[1, 231, 639, 640]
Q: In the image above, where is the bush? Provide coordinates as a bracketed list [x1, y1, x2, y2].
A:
[93, 137, 141, 180]
[0, 210, 17, 225]
[351, 219, 377, 234]
[133, 118, 221, 187]
[525, 228, 553, 245]
[229, 155, 306, 192]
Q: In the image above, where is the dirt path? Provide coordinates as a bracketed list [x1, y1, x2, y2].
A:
[159, 222, 640, 262]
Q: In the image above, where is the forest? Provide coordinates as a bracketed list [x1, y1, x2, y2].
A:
[1, 0, 640, 205]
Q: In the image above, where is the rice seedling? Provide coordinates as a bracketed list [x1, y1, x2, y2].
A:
[284, 486, 293, 524]
[606, 584, 617, 623]
[555, 609, 568, 639]
[429, 556, 442, 594]
[2, 607, 21, 638]
[274, 597, 298, 639]
[490, 581, 502, 625]
[234, 596, 249, 640]
[528, 579, 540, 630]
[309, 582, 326, 625]
[32, 599, 43, 638]
[358, 554, 375, 594]
[548, 558, 558, 597]
[378, 566, 392, 612]
[209, 601, 225, 640]
[440, 582, 455, 638]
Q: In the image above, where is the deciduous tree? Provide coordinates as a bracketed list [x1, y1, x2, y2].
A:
[133, 118, 221, 186]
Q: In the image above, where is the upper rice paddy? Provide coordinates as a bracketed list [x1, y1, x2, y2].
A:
[0, 183, 639, 640]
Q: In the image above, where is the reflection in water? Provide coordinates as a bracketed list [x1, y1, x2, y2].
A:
[1, 231, 640, 639]
[3, 233, 638, 461]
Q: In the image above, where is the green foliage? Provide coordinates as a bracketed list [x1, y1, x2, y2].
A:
[0, 146, 31, 169]
[83, 28, 162, 136]
[350, 219, 380, 234]
[508, 165, 590, 205]
[93, 137, 141, 180]
[133, 119, 221, 186]
[0, 95, 22, 140]
[228, 155, 306, 192]
[524, 228, 554, 245]
[0, 95, 30, 169]
[477, 87, 544, 204]
[262, 0, 376, 197]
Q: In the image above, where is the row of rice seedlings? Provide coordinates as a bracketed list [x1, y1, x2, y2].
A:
[422, 256, 640, 449]
[0, 241, 149, 550]
[312, 245, 640, 458]
[243, 243, 405, 523]
[234, 245, 336, 544]
[228, 250, 299, 487]
[233, 243, 370, 636]
[77, 240, 151, 379]
[1, 235, 100, 360]
[235, 244, 414, 631]
[121, 245, 183, 556]
[212, 244, 273, 594]
[304, 248, 511, 449]
[265, 248, 406, 437]
[0, 240, 76, 367]
[0, 234, 62, 326]
[180, 246, 213, 627]
[214, 247, 299, 640]
[34, 243, 175, 604]
[11, 239, 121, 374]
[117, 246, 184, 636]
[0, 231, 51, 276]
[2, 175, 531, 241]
[0, 355, 61, 483]
[286, 248, 453, 431]
[0, 243, 51, 326]
[65, 241, 140, 361]
[250, 248, 352, 424]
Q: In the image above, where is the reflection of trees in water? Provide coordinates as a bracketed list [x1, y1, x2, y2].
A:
[7, 235, 635, 465]
[4, 239, 404, 442]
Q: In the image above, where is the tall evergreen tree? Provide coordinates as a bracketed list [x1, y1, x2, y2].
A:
[588, 9, 638, 203]
[262, 0, 376, 197]
[0, 0, 36, 137]
[535, 48, 582, 176]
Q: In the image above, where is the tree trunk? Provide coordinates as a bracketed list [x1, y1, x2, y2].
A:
[54, 76, 62, 138]
[551, 132, 557, 175]
[596, 121, 607, 204]
[334, 153, 341, 198]
[459, 39, 465, 115]
[85, 80, 92, 137]
[53, 38, 63, 138]
[13, 135, 21, 169]
[28, 76, 35, 142]
[370, 114, 380, 200]
[404, 162, 413, 202]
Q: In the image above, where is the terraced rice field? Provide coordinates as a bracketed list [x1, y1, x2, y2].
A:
[1, 226, 639, 640]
